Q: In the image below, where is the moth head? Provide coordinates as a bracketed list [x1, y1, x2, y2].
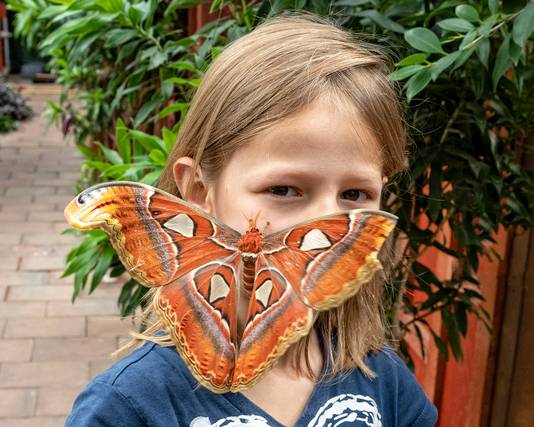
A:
[240, 209, 264, 234]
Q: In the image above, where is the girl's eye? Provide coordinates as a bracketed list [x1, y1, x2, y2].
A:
[342, 189, 369, 202]
[268, 186, 301, 197]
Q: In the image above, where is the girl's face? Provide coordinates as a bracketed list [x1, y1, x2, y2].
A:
[174, 96, 385, 235]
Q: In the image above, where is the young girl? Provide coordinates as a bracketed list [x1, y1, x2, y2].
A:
[66, 11, 438, 427]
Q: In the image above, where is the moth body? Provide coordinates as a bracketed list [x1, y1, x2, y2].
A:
[238, 225, 264, 292]
[237, 227, 264, 254]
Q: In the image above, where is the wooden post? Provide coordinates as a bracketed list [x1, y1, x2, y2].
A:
[0, 3, 6, 73]
[187, 1, 232, 36]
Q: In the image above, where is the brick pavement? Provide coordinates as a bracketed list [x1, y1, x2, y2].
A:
[0, 85, 133, 426]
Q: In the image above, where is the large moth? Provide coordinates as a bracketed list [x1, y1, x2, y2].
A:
[64, 181, 397, 393]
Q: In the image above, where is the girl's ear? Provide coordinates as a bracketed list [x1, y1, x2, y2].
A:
[173, 157, 213, 213]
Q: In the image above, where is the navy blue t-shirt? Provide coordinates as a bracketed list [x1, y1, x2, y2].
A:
[66, 341, 437, 426]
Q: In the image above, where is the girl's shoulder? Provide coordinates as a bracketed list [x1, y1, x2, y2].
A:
[65, 341, 193, 426]
[93, 340, 192, 389]
[315, 345, 438, 427]
[363, 344, 419, 380]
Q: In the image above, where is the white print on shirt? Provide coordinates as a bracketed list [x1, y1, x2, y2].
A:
[307, 394, 382, 427]
[189, 394, 382, 427]
[190, 415, 271, 427]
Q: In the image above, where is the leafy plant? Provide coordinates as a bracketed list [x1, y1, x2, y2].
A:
[7, 0, 223, 314]
[0, 76, 33, 133]
[9, 0, 534, 368]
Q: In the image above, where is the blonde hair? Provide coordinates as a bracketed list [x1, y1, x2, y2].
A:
[115, 11, 406, 380]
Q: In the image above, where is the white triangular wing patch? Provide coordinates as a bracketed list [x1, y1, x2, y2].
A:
[164, 213, 195, 237]
[300, 229, 331, 251]
[255, 279, 273, 308]
[209, 274, 230, 303]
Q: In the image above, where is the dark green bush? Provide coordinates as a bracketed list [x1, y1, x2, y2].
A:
[0, 76, 33, 132]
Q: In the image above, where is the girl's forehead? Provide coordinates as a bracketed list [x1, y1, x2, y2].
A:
[222, 115, 383, 186]
[240, 98, 382, 165]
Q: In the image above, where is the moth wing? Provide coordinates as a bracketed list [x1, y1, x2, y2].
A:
[262, 209, 397, 310]
[64, 181, 241, 287]
[157, 253, 241, 393]
[232, 253, 313, 392]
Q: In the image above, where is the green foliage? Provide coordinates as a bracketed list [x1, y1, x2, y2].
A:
[0, 115, 18, 132]
[9, 0, 534, 367]
[390, 1, 533, 99]
[7, 0, 215, 315]
[0, 77, 33, 133]
[330, 0, 534, 365]
[61, 228, 112, 301]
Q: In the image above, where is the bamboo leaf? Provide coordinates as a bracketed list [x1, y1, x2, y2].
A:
[404, 28, 445, 54]
[148, 50, 168, 70]
[107, 28, 138, 47]
[428, 161, 443, 221]
[158, 101, 187, 119]
[128, 130, 167, 153]
[165, 0, 207, 15]
[430, 51, 460, 80]
[389, 64, 426, 81]
[455, 4, 479, 22]
[438, 18, 474, 33]
[412, 261, 443, 292]
[455, 303, 468, 336]
[352, 10, 405, 33]
[512, 2, 534, 48]
[133, 95, 165, 128]
[443, 310, 463, 360]
[430, 329, 449, 361]
[397, 53, 427, 66]
[476, 38, 490, 68]
[478, 15, 497, 37]
[95, 142, 123, 165]
[420, 288, 451, 311]
[332, 0, 372, 5]
[140, 170, 163, 185]
[492, 34, 511, 91]
[162, 127, 177, 153]
[90, 246, 115, 293]
[489, 0, 498, 15]
[166, 60, 197, 72]
[163, 77, 201, 88]
[149, 149, 167, 166]
[63, 249, 99, 279]
[115, 118, 131, 163]
[405, 68, 432, 102]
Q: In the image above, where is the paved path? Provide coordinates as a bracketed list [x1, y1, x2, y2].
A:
[0, 84, 132, 426]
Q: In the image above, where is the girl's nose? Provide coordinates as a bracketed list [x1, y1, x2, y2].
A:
[305, 196, 341, 219]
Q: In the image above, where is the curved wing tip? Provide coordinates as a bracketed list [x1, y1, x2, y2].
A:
[353, 208, 398, 222]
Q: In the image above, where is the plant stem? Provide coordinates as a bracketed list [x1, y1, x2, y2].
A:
[440, 101, 463, 145]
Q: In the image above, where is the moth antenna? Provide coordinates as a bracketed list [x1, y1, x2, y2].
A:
[262, 220, 270, 234]
[240, 210, 253, 230]
[253, 209, 262, 228]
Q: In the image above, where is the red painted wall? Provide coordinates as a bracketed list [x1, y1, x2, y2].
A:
[405, 224, 507, 426]
[437, 227, 506, 426]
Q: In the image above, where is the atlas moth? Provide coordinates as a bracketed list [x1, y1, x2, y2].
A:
[64, 181, 397, 393]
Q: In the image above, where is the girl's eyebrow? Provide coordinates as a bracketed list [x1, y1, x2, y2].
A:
[249, 166, 381, 187]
